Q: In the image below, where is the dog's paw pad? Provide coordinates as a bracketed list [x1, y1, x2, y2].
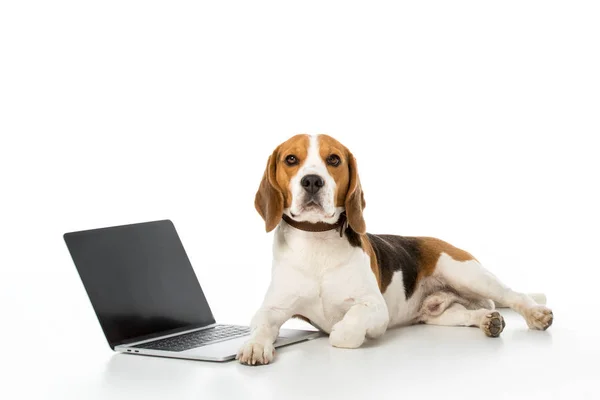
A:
[481, 311, 505, 338]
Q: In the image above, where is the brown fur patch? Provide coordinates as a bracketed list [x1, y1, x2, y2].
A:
[318, 134, 366, 234]
[317, 134, 351, 207]
[415, 237, 475, 282]
[361, 234, 383, 291]
[255, 134, 310, 232]
[274, 134, 310, 208]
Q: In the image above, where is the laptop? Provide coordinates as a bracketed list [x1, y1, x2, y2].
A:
[64, 219, 320, 361]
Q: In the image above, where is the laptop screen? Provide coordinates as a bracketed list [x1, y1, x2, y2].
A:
[64, 220, 216, 349]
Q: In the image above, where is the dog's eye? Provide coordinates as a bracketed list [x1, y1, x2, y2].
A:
[285, 155, 299, 166]
[326, 154, 341, 167]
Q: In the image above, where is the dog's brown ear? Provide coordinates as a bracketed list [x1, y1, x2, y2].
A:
[255, 148, 284, 232]
[345, 152, 366, 234]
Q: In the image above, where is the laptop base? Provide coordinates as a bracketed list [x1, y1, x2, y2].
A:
[115, 328, 322, 362]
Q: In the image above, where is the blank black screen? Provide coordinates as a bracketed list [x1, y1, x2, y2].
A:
[64, 220, 215, 349]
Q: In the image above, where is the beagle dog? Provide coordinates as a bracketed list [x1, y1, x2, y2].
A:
[237, 134, 553, 365]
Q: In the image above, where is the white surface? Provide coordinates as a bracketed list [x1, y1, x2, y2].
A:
[12, 310, 600, 400]
[1, 1, 599, 399]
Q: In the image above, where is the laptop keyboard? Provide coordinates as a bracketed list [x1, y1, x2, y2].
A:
[133, 325, 251, 352]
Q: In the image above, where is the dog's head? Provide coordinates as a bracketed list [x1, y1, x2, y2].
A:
[255, 134, 365, 234]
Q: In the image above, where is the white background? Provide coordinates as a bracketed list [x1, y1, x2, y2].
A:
[1, 1, 599, 399]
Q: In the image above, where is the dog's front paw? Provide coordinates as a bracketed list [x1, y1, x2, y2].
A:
[524, 305, 553, 330]
[236, 339, 275, 366]
[329, 321, 366, 349]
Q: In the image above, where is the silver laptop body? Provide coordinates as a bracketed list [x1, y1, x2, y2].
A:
[114, 324, 318, 362]
[64, 219, 320, 362]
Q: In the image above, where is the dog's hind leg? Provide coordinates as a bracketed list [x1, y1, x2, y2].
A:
[418, 292, 505, 337]
[435, 253, 553, 331]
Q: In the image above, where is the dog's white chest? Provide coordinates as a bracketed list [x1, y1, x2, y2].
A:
[272, 225, 380, 332]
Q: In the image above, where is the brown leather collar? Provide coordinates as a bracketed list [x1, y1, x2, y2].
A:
[281, 213, 348, 237]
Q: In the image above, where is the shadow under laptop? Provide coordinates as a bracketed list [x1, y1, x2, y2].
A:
[101, 352, 238, 396]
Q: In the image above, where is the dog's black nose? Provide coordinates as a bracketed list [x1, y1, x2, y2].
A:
[301, 174, 325, 194]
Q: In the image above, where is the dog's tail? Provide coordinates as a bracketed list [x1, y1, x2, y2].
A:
[494, 292, 547, 308]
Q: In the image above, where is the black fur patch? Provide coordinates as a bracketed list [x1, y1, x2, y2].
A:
[366, 234, 421, 298]
[344, 227, 363, 248]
